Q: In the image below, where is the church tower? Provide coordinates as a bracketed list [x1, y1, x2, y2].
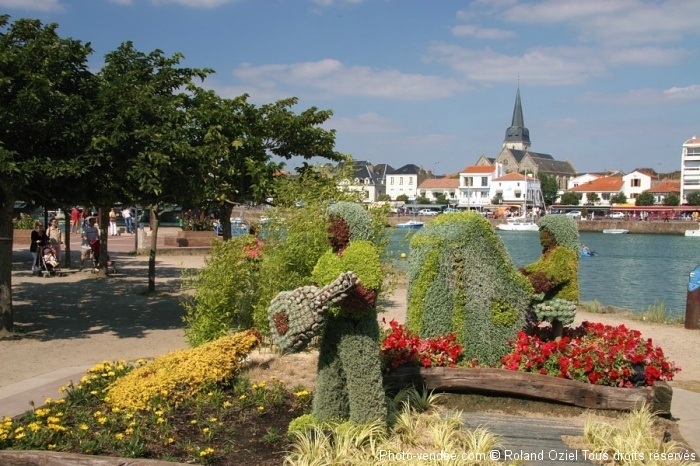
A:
[503, 87, 531, 151]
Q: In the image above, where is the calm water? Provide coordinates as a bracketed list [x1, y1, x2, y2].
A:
[387, 229, 699, 317]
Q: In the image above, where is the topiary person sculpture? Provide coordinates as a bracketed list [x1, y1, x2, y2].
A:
[267, 201, 387, 425]
[521, 214, 580, 337]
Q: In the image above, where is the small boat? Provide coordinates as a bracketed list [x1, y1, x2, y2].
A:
[396, 220, 424, 229]
[685, 225, 700, 237]
[496, 216, 539, 232]
[580, 245, 597, 257]
[602, 228, 629, 234]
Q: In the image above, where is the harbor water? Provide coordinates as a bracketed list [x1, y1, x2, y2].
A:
[387, 228, 699, 318]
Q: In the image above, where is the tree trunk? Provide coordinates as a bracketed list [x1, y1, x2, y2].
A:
[148, 206, 159, 293]
[62, 205, 72, 269]
[0, 193, 15, 336]
[95, 206, 109, 277]
[220, 203, 234, 241]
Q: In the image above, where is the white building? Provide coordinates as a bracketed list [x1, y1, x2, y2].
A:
[680, 135, 700, 203]
[418, 177, 460, 204]
[457, 165, 503, 208]
[386, 164, 431, 201]
[622, 170, 656, 201]
[490, 172, 543, 208]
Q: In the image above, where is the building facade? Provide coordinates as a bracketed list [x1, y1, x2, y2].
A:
[680, 135, 700, 203]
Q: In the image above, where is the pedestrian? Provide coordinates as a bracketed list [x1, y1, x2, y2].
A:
[45, 217, 63, 264]
[71, 207, 80, 234]
[30, 220, 48, 274]
[122, 206, 133, 234]
[81, 208, 89, 229]
[80, 217, 99, 271]
[109, 207, 118, 236]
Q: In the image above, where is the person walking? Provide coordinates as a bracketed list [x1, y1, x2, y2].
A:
[30, 220, 48, 275]
[71, 207, 80, 234]
[122, 206, 133, 234]
[80, 217, 100, 271]
[109, 208, 118, 236]
[45, 218, 63, 264]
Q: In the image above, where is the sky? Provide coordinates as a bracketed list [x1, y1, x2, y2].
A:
[2, 0, 699, 176]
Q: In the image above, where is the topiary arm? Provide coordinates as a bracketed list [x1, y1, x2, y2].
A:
[267, 272, 359, 353]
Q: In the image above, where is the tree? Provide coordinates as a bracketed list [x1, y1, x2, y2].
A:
[434, 193, 448, 205]
[189, 90, 342, 239]
[686, 192, 700, 206]
[537, 172, 559, 206]
[664, 194, 680, 206]
[491, 193, 503, 205]
[415, 195, 430, 204]
[377, 194, 391, 202]
[635, 192, 655, 206]
[585, 193, 600, 205]
[610, 192, 627, 205]
[396, 194, 409, 202]
[90, 42, 210, 291]
[560, 192, 581, 206]
[0, 16, 94, 335]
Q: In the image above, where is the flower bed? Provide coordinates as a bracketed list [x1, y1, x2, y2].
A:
[381, 320, 677, 414]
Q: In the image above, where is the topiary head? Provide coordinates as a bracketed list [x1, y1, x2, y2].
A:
[327, 201, 373, 243]
[327, 214, 351, 253]
[536, 215, 580, 253]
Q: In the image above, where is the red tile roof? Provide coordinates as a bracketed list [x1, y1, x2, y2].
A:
[419, 178, 460, 189]
[646, 180, 681, 194]
[568, 176, 624, 192]
[460, 165, 495, 174]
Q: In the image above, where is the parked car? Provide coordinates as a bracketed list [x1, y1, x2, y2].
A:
[608, 212, 625, 219]
[443, 208, 460, 214]
[417, 209, 440, 216]
[565, 210, 582, 219]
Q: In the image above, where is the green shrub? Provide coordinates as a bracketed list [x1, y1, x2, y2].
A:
[12, 213, 35, 230]
[181, 237, 260, 346]
[406, 212, 532, 366]
[328, 201, 373, 242]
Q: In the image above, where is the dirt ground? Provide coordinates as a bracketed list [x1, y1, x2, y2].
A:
[2, 250, 699, 395]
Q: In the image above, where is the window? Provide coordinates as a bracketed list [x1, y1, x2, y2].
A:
[400, 177, 404, 185]
[409, 178, 413, 185]
[390, 177, 394, 185]
[631, 179, 641, 187]
[481, 177, 488, 187]
[465, 177, 473, 187]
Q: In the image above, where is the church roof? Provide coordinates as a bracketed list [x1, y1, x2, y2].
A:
[504, 88, 531, 147]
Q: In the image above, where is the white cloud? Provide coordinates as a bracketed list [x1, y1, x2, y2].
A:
[581, 84, 700, 105]
[604, 47, 687, 67]
[231, 59, 468, 100]
[451, 24, 515, 40]
[427, 43, 606, 86]
[330, 113, 402, 134]
[0, 0, 63, 11]
[311, 0, 366, 6]
[501, 0, 700, 47]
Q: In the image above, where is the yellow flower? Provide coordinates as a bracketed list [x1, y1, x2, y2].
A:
[93, 411, 102, 418]
[115, 433, 124, 440]
[44, 398, 52, 405]
[108, 371, 116, 376]
[27, 423, 41, 432]
[238, 394, 246, 400]
[47, 444, 56, 450]
[59, 386, 68, 393]
[125, 428, 134, 435]
[111, 407, 121, 414]
[14, 426, 24, 433]
[97, 417, 107, 425]
[15, 432, 25, 439]
[294, 390, 310, 397]
[47, 416, 60, 424]
[80, 424, 89, 431]
[257, 406, 264, 412]
[167, 437, 175, 444]
[202, 427, 210, 434]
[190, 420, 197, 425]
[90, 390, 98, 395]
[156, 418, 165, 424]
[155, 410, 164, 416]
[208, 417, 217, 423]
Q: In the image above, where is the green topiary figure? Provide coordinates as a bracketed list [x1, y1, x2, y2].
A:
[521, 214, 580, 337]
[406, 212, 533, 366]
[267, 203, 388, 425]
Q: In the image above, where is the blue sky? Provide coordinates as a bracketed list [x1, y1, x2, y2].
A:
[3, 0, 699, 176]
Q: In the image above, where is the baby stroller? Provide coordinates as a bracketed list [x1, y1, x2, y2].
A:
[37, 245, 63, 277]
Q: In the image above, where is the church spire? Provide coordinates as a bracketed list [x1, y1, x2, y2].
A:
[503, 87, 531, 150]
